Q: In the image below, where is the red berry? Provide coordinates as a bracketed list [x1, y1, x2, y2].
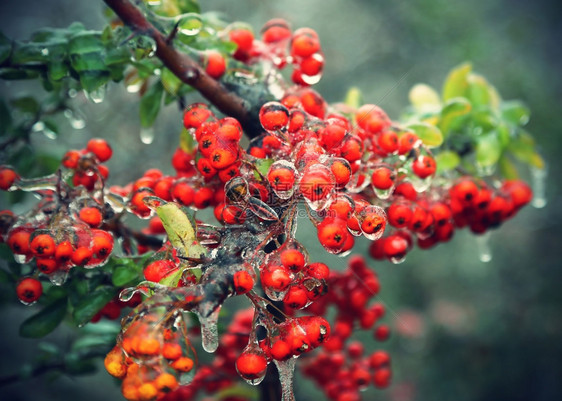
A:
[87, 138, 112, 162]
[233, 270, 254, 294]
[205, 50, 226, 79]
[373, 368, 392, 388]
[30, 233, 56, 257]
[16, 277, 42, 304]
[144, 260, 178, 282]
[374, 325, 390, 341]
[79, 206, 103, 227]
[0, 167, 19, 190]
[412, 155, 436, 179]
[62, 150, 82, 169]
[280, 248, 306, 272]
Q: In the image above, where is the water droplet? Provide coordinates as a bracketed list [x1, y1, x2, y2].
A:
[531, 165, 547, 208]
[176, 13, 203, 37]
[274, 358, 297, 401]
[357, 205, 387, 241]
[268, 160, 297, 200]
[64, 109, 86, 129]
[41, 48, 49, 56]
[85, 85, 106, 103]
[197, 306, 221, 353]
[476, 231, 492, 263]
[140, 126, 154, 144]
[146, 0, 162, 6]
[129, 35, 157, 60]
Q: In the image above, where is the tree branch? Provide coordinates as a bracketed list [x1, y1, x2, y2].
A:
[103, 0, 257, 134]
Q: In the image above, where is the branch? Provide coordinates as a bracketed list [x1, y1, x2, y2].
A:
[103, 0, 258, 135]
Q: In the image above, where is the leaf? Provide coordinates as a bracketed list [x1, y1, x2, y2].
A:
[344, 87, 362, 110]
[501, 100, 530, 126]
[156, 202, 207, 259]
[19, 297, 67, 338]
[409, 83, 441, 110]
[498, 155, 519, 180]
[435, 151, 461, 173]
[79, 71, 110, 92]
[405, 122, 443, 148]
[68, 31, 104, 55]
[10, 42, 51, 64]
[466, 73, 499, 108]
[0, 68, 39, 80]
[475, 131, 502, 168]
[438, 97, 471, 135]
[70, 52, 107, 72]
[180, 127, 195, 153]
[442, 62, 472, 101]
[48, 60, 68, 81]
[507, 132, 545, 169]
[0, 98, 12, 133]
[11, 96, 40, 114]
[177, 0, 201, 13]
[159, 268, 183, 288]
[105, 47, 131, 66]
[112, 261, 142, 287]
[0, 32, 12, 64]
[161, 67, 183, 95]
[255, 158, 274, 178]
[140, 81, 164, 128]
[471, 109, 498, 132]
[72, 286, 117, 326]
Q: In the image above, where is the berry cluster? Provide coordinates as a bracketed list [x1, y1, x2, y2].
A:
[302, 256, 392, 400]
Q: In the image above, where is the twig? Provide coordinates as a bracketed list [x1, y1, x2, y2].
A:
[103, 0, 257, 135]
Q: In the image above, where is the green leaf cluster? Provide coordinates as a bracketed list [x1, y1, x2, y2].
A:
[405, 62, 544, 177]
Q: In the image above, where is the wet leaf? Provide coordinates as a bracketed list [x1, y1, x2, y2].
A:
[475, 131, 502, 168]
[435, 151, 461, 173]
[499, 155, 519, 180]
[68, 31, 104, 55]
[112, 261, 142, 287]
[19, 297, 68, 338]
[409, 83, 441, 110]
[501, 100, 530, 126]
[161, 67, 182, 95]
[442, 62, 471, 101]
[467, 73, 499, 109]
[406, 122, 443, 148]
[438, 97, 471, 135]
[140, 81, 164, 128]
[72, 286, 117, 326]
[156, 202, 207, 259]
[159, 268, 183, 288]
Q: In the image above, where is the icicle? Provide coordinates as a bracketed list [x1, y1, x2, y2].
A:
[274, 358, 297, 401]
[197, 306, 221, 353]
[140, 126, 155, 144]
[531, 165, 547, 208]
[476, 231, 492, 263]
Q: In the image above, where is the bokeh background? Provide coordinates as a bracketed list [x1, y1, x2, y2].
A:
[1, 0, 561, 400]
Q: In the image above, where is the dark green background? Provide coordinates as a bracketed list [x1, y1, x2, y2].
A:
[0, 0, 561, 400]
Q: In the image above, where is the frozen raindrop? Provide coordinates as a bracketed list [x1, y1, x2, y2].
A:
[476, 231, 492, 263]
[176, 13, 203, 37]
[530, 165, 547, 208]
[267, 160, 297, 200]
[48, 269, 70, 286]
[86, 85, 106, 103]
[357, 205, 387, 241]
[64, 109, 86, 129]
[129, 35, 157, 60]
[274, 358, 297, 401]
[140, 126, 155, 144]
[197, 306, 221, 353]
[246, 196, 279, 221]
[41, 48, 49, 56]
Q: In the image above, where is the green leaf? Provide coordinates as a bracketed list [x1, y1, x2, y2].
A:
[498, 155, 519, 180]
[438, 97, 471, 135]
[48, 60, 68, 81]
[475, 131, 502, 168]
[68, 31, 104, 55]
[19, 297, 68, 338]
[405, 122, 443, 148]
[0, 98, 12, 133]
[0, 32, 12, 64]
[409, 83, 441, 110]
[0, 68, 39, 80]
[72, 286, 117, 326]
[112, 262, 142, 287]
[435, 151, 461, 173]
[161, 67, 183, 95]
[255, 158, 273, 178]
[159, 268, 183, 288]
[466, 73, 500, 109]
[442, 62, 472, 101]
[180, 127, 195, 153]
[79, 70, 110, 92]
[11, 42, 51, 64]
[343, 87, 362, 110]
[105, 47, 131, 66]
[11, 96, 40, 114]
[70, 52, 107, 72]
[471, 109, 498, 132]
[507, 131, 545, 169]
[501, 100, 530, 126]
[140, 81, 164, 128]
[177, 0, 201, 13]
[156, 202, 207, 259]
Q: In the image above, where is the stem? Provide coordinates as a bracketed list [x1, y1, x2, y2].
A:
[103, 0, 257, 135]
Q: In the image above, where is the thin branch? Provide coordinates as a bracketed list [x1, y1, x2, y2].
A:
[103, 0, 257, 135]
